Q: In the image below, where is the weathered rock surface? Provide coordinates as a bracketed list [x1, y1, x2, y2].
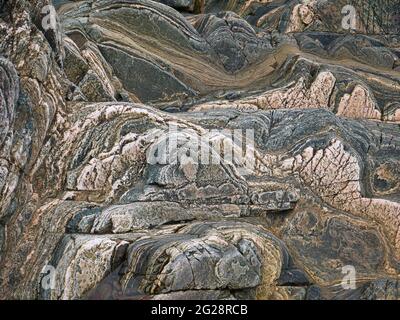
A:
[0, 0, 400, 300]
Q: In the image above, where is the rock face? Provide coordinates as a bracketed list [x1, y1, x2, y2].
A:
[0, 0, 400, 300]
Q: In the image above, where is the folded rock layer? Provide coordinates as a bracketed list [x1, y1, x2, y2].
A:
[0, 0, 400, 300]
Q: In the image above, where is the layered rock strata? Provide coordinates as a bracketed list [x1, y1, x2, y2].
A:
[0, 0, 400, 300]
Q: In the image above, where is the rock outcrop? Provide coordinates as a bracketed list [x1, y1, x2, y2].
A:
[0, 0, 400, 300]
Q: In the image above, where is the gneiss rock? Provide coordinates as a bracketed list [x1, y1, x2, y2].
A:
[1, 0, 400, 300]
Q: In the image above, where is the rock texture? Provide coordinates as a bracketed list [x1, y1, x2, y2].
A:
[0, 0, 400, 300]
